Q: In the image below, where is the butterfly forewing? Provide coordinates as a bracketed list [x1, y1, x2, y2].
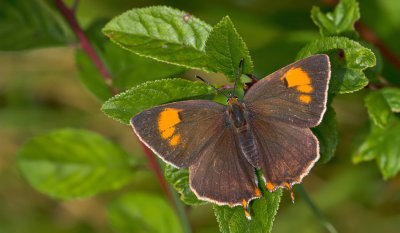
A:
[244, 54, 330, 128]
[131, 100, 226, 168]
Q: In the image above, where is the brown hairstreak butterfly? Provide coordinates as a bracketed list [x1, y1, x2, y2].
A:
[131, 54, 330, 219]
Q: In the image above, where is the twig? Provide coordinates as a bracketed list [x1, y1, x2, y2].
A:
[53, 0, 117, 95]
[355, 22, 400, 72]
[138, 139, 176, 206]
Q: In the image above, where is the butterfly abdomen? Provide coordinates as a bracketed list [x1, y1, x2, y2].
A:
[228, 102, 259, 167]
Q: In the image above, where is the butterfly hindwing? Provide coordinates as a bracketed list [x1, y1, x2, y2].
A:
[131, 100, 226, 168]
[244, 54, 330, 128]
[189, 125, 261, 206]
[250, 118, 319, 191]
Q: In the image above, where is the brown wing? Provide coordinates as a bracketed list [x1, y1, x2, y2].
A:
[250, 117, 319, 191]
[189, 126, 261, 206]
[244, 54, 330, 128]
[131, 100, 226, 168]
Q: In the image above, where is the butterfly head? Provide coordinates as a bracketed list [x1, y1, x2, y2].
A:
[227, 93, 238, 105]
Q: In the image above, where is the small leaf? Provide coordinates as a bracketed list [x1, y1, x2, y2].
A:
[353, 117, 400, 179]
[108, 192, 184, 233]
[380, 87, 400, 112]
[311, 0, 360, 38]
[102, 6, 212, 70]
[101, 78, 216, 124]
[0, 0, 75, 50]
[312, 105, 338, 164]
[75, 49, 113, 101]
[365, 91, 392, 128]
[164, 165, 207, 206]
[17, 128, 138, 199]
[214, 170, 282, 233]
[205, 16, 253, 82]
[297, 36, 376, 94]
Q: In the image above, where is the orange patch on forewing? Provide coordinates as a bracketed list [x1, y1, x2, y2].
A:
[157, 108, 182, 146]
[266, 182, 275, 191]
[161, 127, 175, 139]
[169, 134, 181, 146]
[299, 95, 311, 104]
[158, 108, 182, 132]
[297, 85, 313, 93]
[255, 188, 261, 197]
[282, 67, 311, 87]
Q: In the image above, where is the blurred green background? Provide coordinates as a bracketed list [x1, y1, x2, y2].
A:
[1, 0, 400, 232]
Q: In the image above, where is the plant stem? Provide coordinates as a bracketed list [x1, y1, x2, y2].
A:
[138, 140, 176, 207]
[54, 1, 191, 232]
[53, 0, 117, 95]
[296, 184, 337, 233]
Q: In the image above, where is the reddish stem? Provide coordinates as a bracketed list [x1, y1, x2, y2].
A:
[138, 139, 175, 206]
[53, 0, 175, 206]
[54, 0, 117, 95]
[355, 22, 400, 72]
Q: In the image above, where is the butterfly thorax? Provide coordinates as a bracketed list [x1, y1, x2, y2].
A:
[227, 97, 259, 167]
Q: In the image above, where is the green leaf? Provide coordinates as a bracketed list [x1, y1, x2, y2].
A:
[297, 36, 376, 94]
[380, 87, 400, 112]
[365, 91, 392, 128]
[82, 20, 186, 93]
[312, 105, 338, 164]
[16, 128, 138, 199]
[0, 0, 75, 50]
[101, 78, 216, 124]
[108, 192, 184, 233]
[102, 6, 212, 70]
[205, 16, 253, 82]
[311, 0, 360, 38]
[214, 171, 282, 233]
[353, 117, 400, 179]
[164, 165, 207, 206]
[75, 49, 113, 101]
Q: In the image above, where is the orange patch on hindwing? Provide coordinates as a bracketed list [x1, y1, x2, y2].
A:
[266, 182, 275, 191]
[158, 108, 182, 146]
[281, 67, 313, 103]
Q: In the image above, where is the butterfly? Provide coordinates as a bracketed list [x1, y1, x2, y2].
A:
[130, 54, 330, 219]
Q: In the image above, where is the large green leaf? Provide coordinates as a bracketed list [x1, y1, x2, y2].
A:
[380, 87, 400, 112]
[297, 36, 376, 94]
[108, 192, 184, 233]
[205, 16, 253, 82]
[0, 0, 74, 50]
[312, 105, 338, 164]
[17, 128, 138, 199]
[164, 165, 207, 206]
[214, 171, 282, 233]
[353, 117, 400, 179]
[364, 91, 392, 128]
[311, 0, 360, 38]
[102, 6, 212, 69]
[76, 20, 186, 101]
[101, 78, 216, 124]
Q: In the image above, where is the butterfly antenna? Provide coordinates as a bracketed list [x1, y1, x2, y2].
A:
[232, 58, 244, 97]
[195, 75, 230, 99]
